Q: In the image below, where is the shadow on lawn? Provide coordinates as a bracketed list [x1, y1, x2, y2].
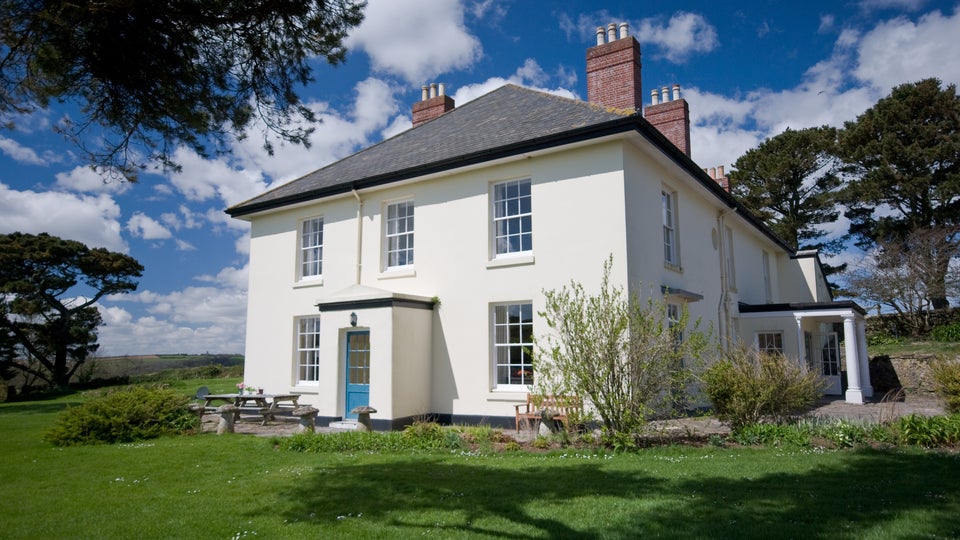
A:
[273, 449, 960, 538]
[0, 401, 70, 416]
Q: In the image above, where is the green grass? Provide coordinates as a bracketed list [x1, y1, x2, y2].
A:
[869, 339, 960, 357]
[3, 393, 960, 538]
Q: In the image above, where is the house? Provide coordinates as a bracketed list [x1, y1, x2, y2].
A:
[226, 23, 872, 430]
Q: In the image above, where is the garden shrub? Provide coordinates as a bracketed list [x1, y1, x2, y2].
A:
[931, 357, 960, 413]
[280, 422, 468, 454]
[867, 332, 902, 347]
[895, 414, 960, 447]
[702, 346, 824, 431]
[931, 322, 960, 343]
[44, 385, 194, 446]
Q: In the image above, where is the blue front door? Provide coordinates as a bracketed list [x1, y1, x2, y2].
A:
[345, 331, 370, 419]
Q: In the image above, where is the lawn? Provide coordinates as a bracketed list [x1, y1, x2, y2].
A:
[3, 392, 960, 539]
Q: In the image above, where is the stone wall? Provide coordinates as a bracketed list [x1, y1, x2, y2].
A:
[870, 354, 955, 396]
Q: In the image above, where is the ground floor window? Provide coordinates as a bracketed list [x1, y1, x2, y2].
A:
[297, 317, 321, 384]
[493, 303, 533, 387]
[756, 331, 784, 354]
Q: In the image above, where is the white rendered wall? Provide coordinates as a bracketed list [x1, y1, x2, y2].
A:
[240, 134, 822, 422]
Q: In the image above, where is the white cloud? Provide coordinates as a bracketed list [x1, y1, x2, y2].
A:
[469, 0, 507, 21]
[0, 183, 126, 251]
[160, 205, 203, 231]
[819, 14, 836, 33]
[96, 311, 246, 356]
[98, 268, 249, 355]
[162, 147, 268, 207]
[55, 165, 131, 194]
[555, 10, 717, 63]
[452, 59, 578, 105]
[637, 12, 719, 62]
[346, 0, 482, 84]
[126, 212, 172, 240]
[226, 77, 402, 190]
[195, 264, 249, 290]
[853, 8, 960, 91]
[175, 239, 197, 251]
[0, 136, 46, 165]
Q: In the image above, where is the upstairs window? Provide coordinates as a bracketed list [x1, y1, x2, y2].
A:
[762, 251, 772, 303]
[662, 190, 678, 266]
[493, 179, 532, 256]
[385, 200, 414, 269]
[300, 217, 323, 279]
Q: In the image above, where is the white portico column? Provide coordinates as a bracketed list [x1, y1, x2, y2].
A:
[843, 315, 864, 404]
[856, 318, 873, 398]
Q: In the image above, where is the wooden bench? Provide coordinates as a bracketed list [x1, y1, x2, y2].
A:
[514, 394, 582, 432]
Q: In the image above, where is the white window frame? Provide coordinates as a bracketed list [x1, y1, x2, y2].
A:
[299, 216, 324, 281]
[762, 250, 772, 303]
[492, 302, 534, 389]
[667, 302, 684, 346]
[662, 189, 679, 268]
[756, 331, 784, 355]
[383, 199, 415, 270]
[296, 316, 321, 385]
[725, 226, 736, 291]
[492, 179, 532, 258]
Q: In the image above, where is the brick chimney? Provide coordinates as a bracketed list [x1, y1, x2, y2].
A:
[644, 84, 691, 157]
[586, 22, 642, 112]
[412, 82, 455, 127]
[704, 165, 731, 192]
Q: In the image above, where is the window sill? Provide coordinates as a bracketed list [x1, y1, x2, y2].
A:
[378, 267, 416, 280]
[293, 278, 324, 289]
[486, 254, 535, 269]
[487, 389, 531, 401]
[664, 261, 682, 273]
[292, 386, 319, 394]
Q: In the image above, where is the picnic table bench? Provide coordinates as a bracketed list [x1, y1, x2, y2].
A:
[514, 394, 582, 432]
[203, 393, 301, 425]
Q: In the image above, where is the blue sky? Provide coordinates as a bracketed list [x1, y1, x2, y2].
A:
[1, 0, 958, 355]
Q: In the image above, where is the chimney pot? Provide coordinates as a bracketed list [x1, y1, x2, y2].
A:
[651, 89, 659, 105]
[421, 85, 429, 101]
[717, 165, 725, 178]
[709, 167, 716, 179]
[618, 22, 629, 40]
[672, 84, 681, 101]
[429, 83, 437, 99]
[438, 83, 446, 96]
[661, 86, 669, 102]
[587, 20, 642, 111]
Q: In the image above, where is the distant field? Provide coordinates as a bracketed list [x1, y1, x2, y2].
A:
[82, 354, 244, 379]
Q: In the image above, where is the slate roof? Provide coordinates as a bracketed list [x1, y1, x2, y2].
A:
[226, 85, 642, 217]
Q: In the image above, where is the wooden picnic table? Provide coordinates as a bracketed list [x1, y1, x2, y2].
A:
[203, 393, 301, 424]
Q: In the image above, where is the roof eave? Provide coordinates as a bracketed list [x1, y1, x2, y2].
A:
[225, 116, 642, 218]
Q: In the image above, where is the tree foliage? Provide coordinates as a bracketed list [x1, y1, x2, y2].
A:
[0, 232, 142, 388]
[0, 0, 366, 178]
[729, 126, 842, 252]
[838, 78, 960, 308]
[532, 257, 707, 436]
[844, 226, 960, 336]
